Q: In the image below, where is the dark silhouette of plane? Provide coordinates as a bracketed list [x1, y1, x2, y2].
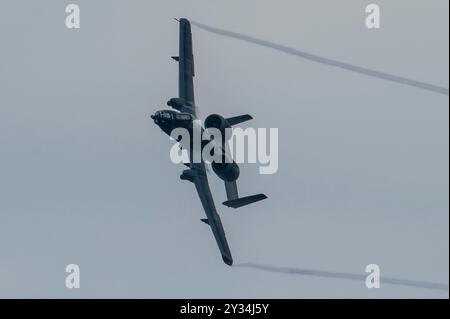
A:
[151, 18, 267, 266]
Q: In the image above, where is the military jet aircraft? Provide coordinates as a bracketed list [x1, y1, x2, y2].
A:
[150, 18, 267, 266]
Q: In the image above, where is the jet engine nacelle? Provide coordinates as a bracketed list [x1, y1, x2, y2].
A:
[212, 161, 240, 182]
[204, 114, 231, 141]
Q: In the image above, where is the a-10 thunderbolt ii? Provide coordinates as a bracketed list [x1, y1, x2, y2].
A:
[151, 18, 267, 266]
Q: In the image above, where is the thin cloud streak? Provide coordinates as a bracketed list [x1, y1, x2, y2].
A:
[235, 263, 449, 292]
[191, 21, 449, 96]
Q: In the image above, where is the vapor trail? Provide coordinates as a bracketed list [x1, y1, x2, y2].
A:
[191, 21, 449, 96]
[235, 263, 449, 292]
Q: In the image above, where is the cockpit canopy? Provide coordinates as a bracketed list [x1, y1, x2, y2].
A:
[154, 110, 171, 120]
[151, 110, 193, 128]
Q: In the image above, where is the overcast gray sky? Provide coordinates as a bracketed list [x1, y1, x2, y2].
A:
[0, 0, 448, 298]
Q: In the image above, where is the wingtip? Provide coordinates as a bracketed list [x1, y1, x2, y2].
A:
[177, 18, 191, 26]
[223, 255, 233, 266]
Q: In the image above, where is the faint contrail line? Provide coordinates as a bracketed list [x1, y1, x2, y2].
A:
[235, 263, 449, 292]
[191, 21, 449, 96]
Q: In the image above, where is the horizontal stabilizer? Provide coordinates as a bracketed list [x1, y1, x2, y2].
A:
[222, 194, 267, 208]
[171, 56, 179, 61]
[226, 114, 253, 126]
[200, 218, 209, 225]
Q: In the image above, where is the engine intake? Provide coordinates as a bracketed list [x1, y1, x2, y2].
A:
[204, 114, 231, 141]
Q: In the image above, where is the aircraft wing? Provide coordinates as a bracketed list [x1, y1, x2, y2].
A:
[182, 163, 233, 266]
[175, 19, 232, 265]
[173, 18, 196, 116]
